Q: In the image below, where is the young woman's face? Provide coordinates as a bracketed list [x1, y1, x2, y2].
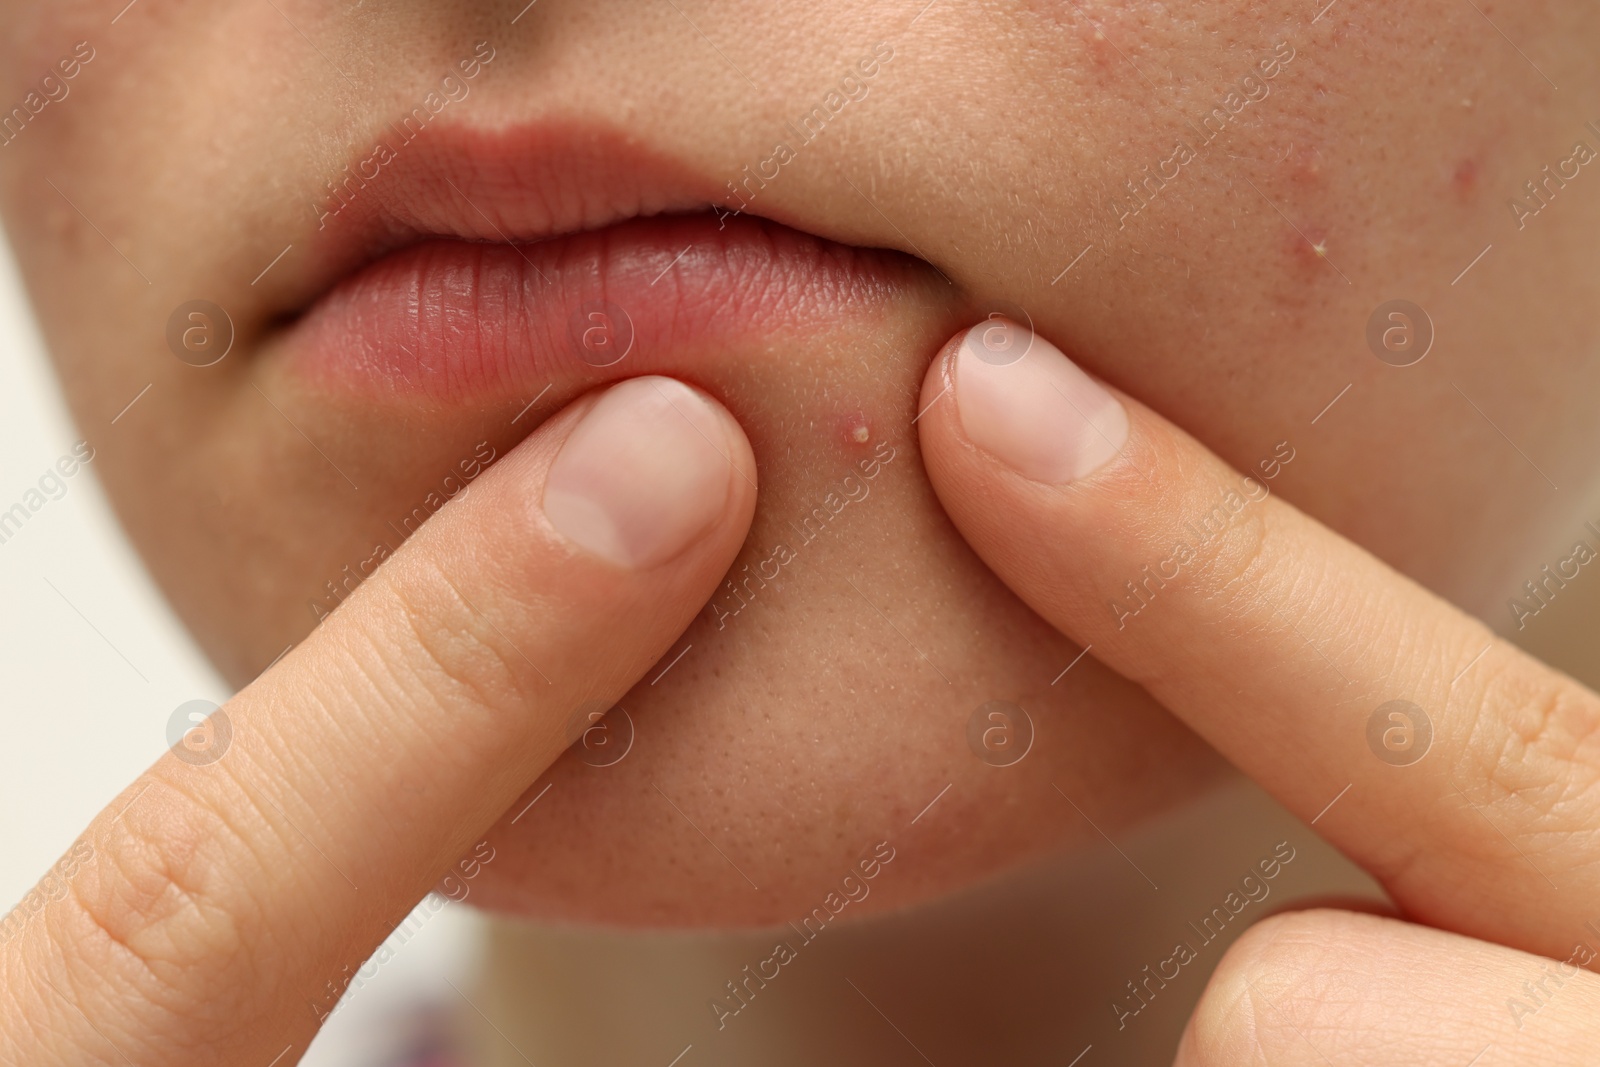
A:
[4, 0, 1598, 926]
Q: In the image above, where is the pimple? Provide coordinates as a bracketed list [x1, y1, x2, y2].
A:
[1452, 158, 1481, 202]
[839, 412, 871, 447]
[1084, 27, 1123, 74]
[1023, 0, 1158, 82]
[1285, 223, 1335, 278]
[1055, 8, 1130, 77]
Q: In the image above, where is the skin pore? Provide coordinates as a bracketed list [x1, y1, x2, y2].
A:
[3, 0, 1600, 932]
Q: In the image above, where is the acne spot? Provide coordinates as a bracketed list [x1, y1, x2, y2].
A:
[839, 412, 871, 447]
[1284, 223, 1334, 280]
[1051, 6, 1128, 78]
[1083, 27, 1122, 75]
[1452, 158, 1481, 202]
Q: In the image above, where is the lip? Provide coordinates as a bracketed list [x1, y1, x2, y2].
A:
[267, 120, 929, 404]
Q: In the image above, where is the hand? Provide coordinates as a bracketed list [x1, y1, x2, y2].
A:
[915, 319, 1600, 1063]
[0, 376, 756, 1066]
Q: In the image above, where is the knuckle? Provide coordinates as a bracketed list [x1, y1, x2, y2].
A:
[1455, 660, 1600, 859]
[365, 559, 535, 722]
[41, 776, 267, 1049]
[1186, 499, 1277, 612]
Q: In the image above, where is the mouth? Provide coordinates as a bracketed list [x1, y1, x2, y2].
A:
[263, 119, 933, 406]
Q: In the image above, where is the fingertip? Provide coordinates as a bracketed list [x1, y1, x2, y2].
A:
[919, 317, 1132, 495]
[542, 375, 755, 570]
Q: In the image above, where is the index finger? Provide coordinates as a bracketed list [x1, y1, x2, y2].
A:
[2, 375, 756, 1066]
[915, 319, 1600, 964]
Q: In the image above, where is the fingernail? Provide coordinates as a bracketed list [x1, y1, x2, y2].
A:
[543, 376, 735, 567]
[951, 318, 1129, 483]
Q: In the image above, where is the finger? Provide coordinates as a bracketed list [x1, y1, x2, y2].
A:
[915, 319, 1600, 961]
[1258, 895, 1402, 923]
[3, 375, 756, 1066]
[1175, 910, 1600, 1066]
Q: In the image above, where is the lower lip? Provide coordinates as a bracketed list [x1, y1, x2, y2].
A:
[277, 214, 920, 404]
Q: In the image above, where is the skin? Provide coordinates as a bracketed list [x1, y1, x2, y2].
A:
[5, 0, 1599, 929]
[0, 0, 1598, 1060]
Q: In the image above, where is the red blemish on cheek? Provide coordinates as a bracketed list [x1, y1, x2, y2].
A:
[1284, 223, 1334, 279]
[1452, 158, 1481, 202]
[1061, 12, 1125, 77]
[1085, 28, 1123, 74]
